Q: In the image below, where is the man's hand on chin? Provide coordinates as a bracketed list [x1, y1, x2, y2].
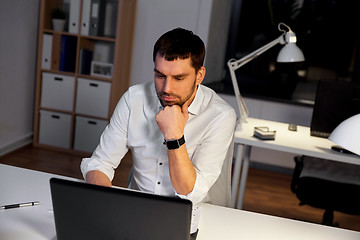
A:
[155, 100, 190, 141]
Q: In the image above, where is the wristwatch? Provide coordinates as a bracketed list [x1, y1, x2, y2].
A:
[163, 135, 185, 150]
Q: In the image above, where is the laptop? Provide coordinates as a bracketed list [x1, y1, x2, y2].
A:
[310, 80, 360, 138]
[50, 178, 192, 240]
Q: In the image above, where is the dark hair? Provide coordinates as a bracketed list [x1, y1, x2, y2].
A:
[153, 28, 205, 72]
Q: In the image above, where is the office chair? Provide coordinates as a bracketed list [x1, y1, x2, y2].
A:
[291, 155, 360, 226]
[203, 135, 235, 207]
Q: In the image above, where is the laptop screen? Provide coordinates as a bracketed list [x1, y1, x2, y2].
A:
[50, 178, 192, 240]
[310, 80, 360, 138]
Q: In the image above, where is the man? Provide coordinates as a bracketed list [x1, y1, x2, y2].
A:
[81, 28, 236, 237]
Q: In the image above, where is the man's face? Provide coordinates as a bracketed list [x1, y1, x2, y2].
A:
[154, 54, 205, 107]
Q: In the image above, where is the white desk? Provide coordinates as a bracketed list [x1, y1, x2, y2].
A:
[231, 117, 360, 209]
[1, 163, 360, 239]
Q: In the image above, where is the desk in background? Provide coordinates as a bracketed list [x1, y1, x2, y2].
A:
[231, 118, 360, 209]
[1, 164, 360, 239]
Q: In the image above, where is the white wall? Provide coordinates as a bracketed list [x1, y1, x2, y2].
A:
[130, 0, 232, 86]
[202, 0, 232, 84]
[0, 0, 40, 156]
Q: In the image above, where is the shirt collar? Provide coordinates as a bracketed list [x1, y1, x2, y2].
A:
[188, 84, 203, 116]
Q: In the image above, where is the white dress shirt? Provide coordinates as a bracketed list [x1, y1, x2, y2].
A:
[81, 81, 236, 231]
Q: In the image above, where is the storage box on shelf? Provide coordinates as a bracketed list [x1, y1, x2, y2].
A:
[33, 0, 137, 153]
[39, 110, 72, 149]
[75, 78, 111, 118]
[40, 73, 75, 111]
[74, 116, 108, 153]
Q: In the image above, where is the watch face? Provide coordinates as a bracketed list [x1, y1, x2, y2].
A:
[166, 140, 180, 150]
[165, 136, 185, 150]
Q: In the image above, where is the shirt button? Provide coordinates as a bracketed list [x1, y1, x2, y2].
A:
[157, 182, 161, 185]
[159, 162, 163, 165]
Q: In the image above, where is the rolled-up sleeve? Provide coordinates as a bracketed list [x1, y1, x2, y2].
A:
[80, 91, 130, 181]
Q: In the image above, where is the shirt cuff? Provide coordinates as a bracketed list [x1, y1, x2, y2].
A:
[174, 177, 197, 200]
[175, 190, 193, 199]
[174, 174, 206, 205]
[80, 157, 115, 182]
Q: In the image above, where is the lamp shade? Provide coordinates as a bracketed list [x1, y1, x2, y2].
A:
[277, 43, 305, 62]
[328, 114, 360, 156]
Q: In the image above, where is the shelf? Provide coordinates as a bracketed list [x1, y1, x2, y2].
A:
[80, 35, 116, 42]
[42, 29, 117, 42]
[43, 29, 78, 36]
[33, 0, 137, 153]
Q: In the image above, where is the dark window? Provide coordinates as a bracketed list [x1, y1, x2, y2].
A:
[218, 0, 360, 105]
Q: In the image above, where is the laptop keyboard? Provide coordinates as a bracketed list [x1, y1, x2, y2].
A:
[310, 131, 330, 138]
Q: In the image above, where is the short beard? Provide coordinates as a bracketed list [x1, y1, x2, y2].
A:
[156, 81, 197, 107]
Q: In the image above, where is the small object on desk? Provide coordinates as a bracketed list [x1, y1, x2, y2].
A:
[1, 201, 40, 210]
[253, 126, 276, 140]
[288, 124, 297, 131]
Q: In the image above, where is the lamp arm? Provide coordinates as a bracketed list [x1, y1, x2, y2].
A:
[227, 34, 285, 127]
[227, 34, 285, 71]
[228, 60, 249, 123]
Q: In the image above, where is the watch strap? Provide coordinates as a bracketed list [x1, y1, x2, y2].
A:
[163, 135, 185, 150]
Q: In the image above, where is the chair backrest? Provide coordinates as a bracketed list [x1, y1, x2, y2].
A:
[202, 135, 235, 207]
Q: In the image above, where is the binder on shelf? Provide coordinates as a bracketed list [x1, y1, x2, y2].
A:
[79, 48, 93, 75]
[59, 35, 77, 72]
[62, 1, 70, 32]
[89, 0, 117, 37]
[68, 0, 80, 34]
[89, 0, 101, 36]
[81, 0, 91, 35]
[103, 0, 118, 38]
[41, 34, 53, 70]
